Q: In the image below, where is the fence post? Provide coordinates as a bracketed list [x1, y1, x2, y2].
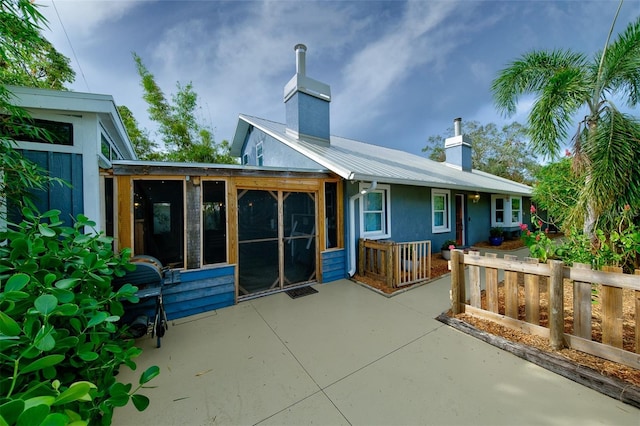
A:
[524, 257, 540, 324]
[450, 249, 465, 315]
[386, 244, 394, 288]
[601, 266, 623, 349]
[468, 251, 481, 308]
[636, 270, 640, 354]
[549, 259, 565, 350]
[485, 252, 499, 313]
[572, 262, 592, 340]
[504, 254, 519, 319]
[358, 238, 364, 276]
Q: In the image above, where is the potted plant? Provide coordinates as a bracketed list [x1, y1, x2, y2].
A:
[440, 239, 456, 260]
[489, 226, 504, 246]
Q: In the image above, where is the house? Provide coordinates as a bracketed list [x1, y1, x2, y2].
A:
[3, 44, 533, 319]
[4, 85, 136, 232]
[231, 44, 533, 280]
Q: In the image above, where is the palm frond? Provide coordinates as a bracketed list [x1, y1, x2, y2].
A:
[596, 16, 640, 106]
[583, 108, 640, 214]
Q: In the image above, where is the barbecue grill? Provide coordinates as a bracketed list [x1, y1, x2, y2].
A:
[114, 255, 169, 348]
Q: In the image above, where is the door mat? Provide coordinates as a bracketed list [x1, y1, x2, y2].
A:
[285, 286, 318, 299]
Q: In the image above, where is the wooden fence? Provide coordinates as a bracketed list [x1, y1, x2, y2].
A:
[358, 239, 431, 288]
[449, 249, 640, 369]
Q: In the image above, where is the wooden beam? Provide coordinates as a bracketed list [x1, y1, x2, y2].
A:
[549, 260, 565, 350]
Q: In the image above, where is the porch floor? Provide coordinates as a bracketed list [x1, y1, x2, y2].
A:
[113, 248, 639, 425]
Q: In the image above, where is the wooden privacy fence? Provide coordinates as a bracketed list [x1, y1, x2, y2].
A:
[449, 249, 640, 369]
[358, 239, 431, 288]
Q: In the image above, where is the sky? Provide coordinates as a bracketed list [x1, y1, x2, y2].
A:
[38, 0, 640, 156]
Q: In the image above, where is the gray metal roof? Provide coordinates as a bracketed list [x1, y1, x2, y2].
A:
[234, 114, 532, 196]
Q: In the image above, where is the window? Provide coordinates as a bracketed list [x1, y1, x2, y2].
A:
[359, 183, 391, 239]
[202, 181, 227, 265]
[134, 180, 184, 268]
[432, 189, 451, 233]
[1, 115, 73, 145]
[491, 195, 522, 227]
[511, 197, 522, 224]
[325, 182, 338, 249]
[256, 142, 263, 166]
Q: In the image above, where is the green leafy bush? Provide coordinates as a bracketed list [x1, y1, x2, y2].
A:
[0, 207, 158, 425]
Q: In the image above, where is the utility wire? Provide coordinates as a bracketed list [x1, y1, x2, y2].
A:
[51, 0, 90, 91]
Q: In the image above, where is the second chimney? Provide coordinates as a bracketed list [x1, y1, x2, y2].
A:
[444, 117, 472, 171]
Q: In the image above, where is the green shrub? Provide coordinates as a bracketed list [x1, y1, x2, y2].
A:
[0, 207, 158, 425]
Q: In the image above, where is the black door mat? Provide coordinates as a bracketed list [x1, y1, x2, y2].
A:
[285, 286, 318, 299]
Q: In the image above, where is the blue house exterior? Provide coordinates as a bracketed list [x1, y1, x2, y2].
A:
[231, 44, 533, 283]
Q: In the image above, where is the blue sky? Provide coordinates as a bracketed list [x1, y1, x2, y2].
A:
[40, 0, 640, 156]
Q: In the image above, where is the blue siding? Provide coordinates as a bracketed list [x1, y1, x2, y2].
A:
[321, 249, 346, 282]
[285, 92, 330, 141]
[162, 265, 235, 320]
[17, 150, 83, 225]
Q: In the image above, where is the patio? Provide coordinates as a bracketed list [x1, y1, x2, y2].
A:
[112, 254, 639, 425]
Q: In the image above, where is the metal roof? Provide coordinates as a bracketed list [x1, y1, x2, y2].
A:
[234, 114, 532, 196]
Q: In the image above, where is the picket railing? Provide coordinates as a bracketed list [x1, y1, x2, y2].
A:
[449, 249, 640, 369]
[358, 239, 431, 288]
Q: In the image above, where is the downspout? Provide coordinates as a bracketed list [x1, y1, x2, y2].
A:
[348, 181, 377, 276]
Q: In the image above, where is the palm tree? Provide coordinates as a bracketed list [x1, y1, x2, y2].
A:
[492, 3, 640, 237]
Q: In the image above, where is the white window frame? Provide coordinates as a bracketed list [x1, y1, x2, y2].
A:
[431, 189, 451, 233]
[256, 141, 263, 166]
[491, 195, 522, 227]
[359, 183, 391, 239]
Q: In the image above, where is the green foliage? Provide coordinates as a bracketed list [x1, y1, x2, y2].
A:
[441, 240, 456, 250]
[0, 207, 158, 425]
[129, 53, 237, 164]
[531, 155, 583, 230]
[489, 227, 504, 238]
[117, 106, 162, 161]
[422, 121, 540, 184]
[0, 0, 75, 89]
[522, 204, 640, 272]
[492, 10, 640, 237]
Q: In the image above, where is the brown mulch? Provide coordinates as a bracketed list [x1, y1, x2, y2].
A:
[452, 275, 640, 389]
[354, 254, 450, 295]
[353, 237, 640, 395]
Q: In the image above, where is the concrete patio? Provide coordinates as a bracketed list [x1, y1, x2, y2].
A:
[112, 253, 639, 425]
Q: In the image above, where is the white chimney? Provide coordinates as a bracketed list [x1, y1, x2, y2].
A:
[283, 44, 331, 143]
[445, 117, 472, 171]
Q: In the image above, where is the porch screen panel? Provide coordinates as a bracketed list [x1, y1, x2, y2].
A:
[283, 192, 316, 286]
[203, 181, 227, 264]
[134, 180, 184, 268]
[237, 190, 279, 296]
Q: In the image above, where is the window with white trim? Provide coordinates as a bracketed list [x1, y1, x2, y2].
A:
[432, 189, 451, 233]
[491, 195, 522, 227]
[256, 142, 263, 166]
[359, 183, 391, 239]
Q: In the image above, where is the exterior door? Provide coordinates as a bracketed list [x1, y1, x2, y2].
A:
[237, 189, 316, 298]
[455, 194, 465, 246]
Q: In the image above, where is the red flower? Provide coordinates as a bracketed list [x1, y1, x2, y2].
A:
[526, 231, 531, 236]
[565, 149, 572, 157]
[448, 245, 455, 250]
[519, 223, 528, 231]
[624, 204, 631, 211]
[535, 234, 541, 241]
[530, 205, 536, 213]
[538, 220, 543, 228]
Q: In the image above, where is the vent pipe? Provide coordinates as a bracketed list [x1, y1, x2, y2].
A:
[295, 44, 307, 76]
[454, 117, 462, 136]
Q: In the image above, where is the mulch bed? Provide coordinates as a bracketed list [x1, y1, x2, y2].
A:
[352, 237, 640, 407]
